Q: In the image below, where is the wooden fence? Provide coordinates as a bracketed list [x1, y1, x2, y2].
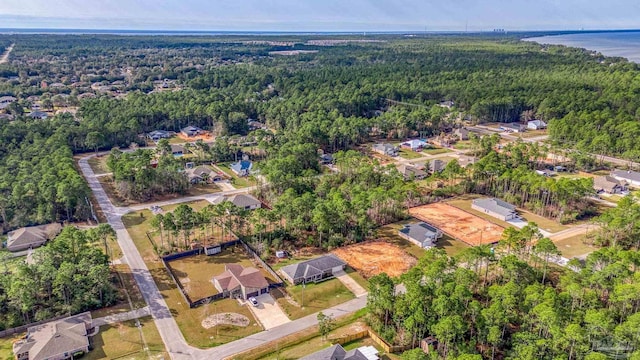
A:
[367, 328, 414, 353]
[331, 329, 369, 345]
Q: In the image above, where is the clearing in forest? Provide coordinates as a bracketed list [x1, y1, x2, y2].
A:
[409, 203, 504, 246]
[332, 241, 416, 278]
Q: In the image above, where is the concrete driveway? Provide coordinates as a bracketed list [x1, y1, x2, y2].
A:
[246, 293, 290, 330]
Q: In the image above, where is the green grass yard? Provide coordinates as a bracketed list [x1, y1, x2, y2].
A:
[397, 148, 423, 160]
[87, 155, 111, 175]
[554, 234, 599, 259]
[274, 278, 354, 320]
[122, 208, 262, 348]
[86, 316, 167, 360]
[217, 163, 256, 188]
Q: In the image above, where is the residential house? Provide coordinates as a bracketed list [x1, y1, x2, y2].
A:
[611, 169, 640, 188]
[6, 223, 62, 252]
[0, 96, 16, 110]
[28, 111, 48, 120]
[171, 144, 185, 157]
[439, 100, 455, 109]
[301, 344, 379, 360]
[228, 194, 262, 210]
[471, 198, 518, 221]
[0, 114, 14, 121]
[453, 127, 470, 140]
[147, 130, 174, 141]
[400, 139, 428, 151]
[399, 222, 443, 248]
[397, 164, 427, 180]
[429, 159, 445, 173]
[280, 254, 346, 285]
[13, 312, 93, 360]
[320, 153, 334, 165]
[527, 120, 547, 130]
[372, 143, 398, 157]
[458, 155, 477, 167]
[181, 125, 203, 137]
[186, 166, 222, 184]
[230, 160, 252, 177]
[247, 119, 267, 130]
[499, 123, 526, 133]
[594, 175, 628, 194]
[212, 264, 270, 300]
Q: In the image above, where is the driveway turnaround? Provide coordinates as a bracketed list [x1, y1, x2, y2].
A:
[246, 293, 290, 329]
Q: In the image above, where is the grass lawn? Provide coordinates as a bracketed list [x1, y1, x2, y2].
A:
[397, 148, 423, 160]
[452, 140, 473, 150]
[217, 163, 256, 188]
[554, 234, 599, 259]
[515, 129, 547, 138]
[518, 210, 568, 234]
[344, 266, 370, 291]
[0, 334, 23, 360]
[554, 171, 596, 180]
[167, 250, 278, 301]
[275, 278, 355, 320]
[86, 316, 167, 360]
[122, 209, 262, 348]
[88, 155, 111, 175]
[421, 147, 452, 155]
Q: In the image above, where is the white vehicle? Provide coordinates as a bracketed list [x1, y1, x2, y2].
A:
[248, 297, 258, 307]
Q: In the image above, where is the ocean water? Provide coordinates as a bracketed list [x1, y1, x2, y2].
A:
[525, 31, 640, 63]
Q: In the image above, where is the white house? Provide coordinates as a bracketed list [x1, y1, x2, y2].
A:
[611, 170, 640, 188]
[527, 120, 547, 130]
[471, 198, 518, 221]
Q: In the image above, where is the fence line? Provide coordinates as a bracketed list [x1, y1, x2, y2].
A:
[241, 241, 285, 284]
[331, 330, 369, 346]
[367, 329, 413, 353]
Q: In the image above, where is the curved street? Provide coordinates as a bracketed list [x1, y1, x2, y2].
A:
[78, 153, 367, 359]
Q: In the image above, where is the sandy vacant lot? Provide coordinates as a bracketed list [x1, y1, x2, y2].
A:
[332, 241, 416, 278]
[409, 203, 504, 246]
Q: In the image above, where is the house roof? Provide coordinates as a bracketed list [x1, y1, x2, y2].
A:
[0, 96, 17, 103]
[372, 143, 396, 152]
[13, 312, 92, 360]
[228, 194, 261, 209]
[397, 165, 427, 178]
[401, 139, 427, 148]
[399, 222, 440, 244]
[212, 264, 269, 292]
[528, 120, 547, 127]
[301, 344, 376, 360]
[171, 144, 185, 153]
[28, 111, 48, 119]
[612, 169, 640, 183]
[472, 198, 517, 217]
[280, 254, 346, 282]
[7, 223, 62, 250]
[191, 166, 214, 177]
[454, 128, 470, 135]
[182, 125, 201, 132]
[148, 130, 172, 138]
[594, 175, 625, 192]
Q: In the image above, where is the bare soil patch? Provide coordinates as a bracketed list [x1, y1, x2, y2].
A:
[201, 313, 250, 329]
[410, 203, 504, 246]
[177, 132, 214, 142]
[332, 241, 416, 278]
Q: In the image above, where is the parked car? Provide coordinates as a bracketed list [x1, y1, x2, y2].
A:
[249, 297, 258, 307]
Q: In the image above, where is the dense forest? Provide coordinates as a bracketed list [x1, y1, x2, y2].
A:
[0, 226, 117, 329]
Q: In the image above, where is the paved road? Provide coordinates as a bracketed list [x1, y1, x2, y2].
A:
[78, 153, 368, 359]
[0, 43, 14, 64]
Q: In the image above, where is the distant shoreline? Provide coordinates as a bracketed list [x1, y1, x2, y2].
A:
[524, 31, 640, 63]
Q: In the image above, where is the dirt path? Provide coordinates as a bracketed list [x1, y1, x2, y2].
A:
[0, 43, 15, 64]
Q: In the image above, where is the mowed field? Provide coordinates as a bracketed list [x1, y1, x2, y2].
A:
[167, 249, 278, 301]
[409, 203, 504, 246]
[332, 241, 416, 278]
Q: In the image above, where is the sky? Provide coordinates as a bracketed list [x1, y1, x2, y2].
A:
[1, 0, 640, 32]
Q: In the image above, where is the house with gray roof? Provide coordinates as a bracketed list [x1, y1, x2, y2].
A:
[13, 312, 92, 360]
[593, 175, 627, 194]
[471, 198, 518, 221]
[28, 111, 48, 120]
[397, 165, 427, 180]
[301, 344, 379, 360]
[6, 223, 62, 252]
[212, 264, 270, 300]
[527, 120, 547, 130]
[499, 123, 526, 133]
[186, 166, 222, 184]
[429, 159, 445, 173]
[372, 143, 398, 157]
[230, 160, 253, 177]
[611, 169, 640, 188]
[228, 194, 261, 210]
[181, 125, 203, 137]
[171, 144, 185, 157]
[147, 130, 174, 141]
[399, 222, 443, 248]
[280, 254, 346, 285]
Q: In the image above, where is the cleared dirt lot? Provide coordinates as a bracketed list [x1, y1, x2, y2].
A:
[409, 203, 504, 246]
[332, 241, 416, 278]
